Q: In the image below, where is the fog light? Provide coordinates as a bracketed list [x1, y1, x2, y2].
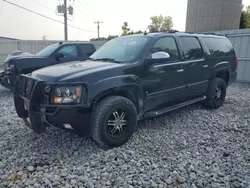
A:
[63, 124, 73, 129]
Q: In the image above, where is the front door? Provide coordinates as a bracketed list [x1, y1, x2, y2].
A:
[54, 44, 81, 64]
[179, 36, 210, 98]
[141, 36, 187, 112]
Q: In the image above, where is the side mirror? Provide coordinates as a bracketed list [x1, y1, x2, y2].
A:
[152, 51, 170, 59]
[145, 51, 170, 65]
[54, 52, 64, 61]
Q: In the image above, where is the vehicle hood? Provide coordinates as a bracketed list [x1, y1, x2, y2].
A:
[31, 60, 126, 82]
[4, 51, 36, 63]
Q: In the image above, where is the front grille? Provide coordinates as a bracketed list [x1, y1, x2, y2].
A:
[3, 63, 8, 71]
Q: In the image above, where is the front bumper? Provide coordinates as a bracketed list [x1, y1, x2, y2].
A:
[0, 71, 15, 89]
[14, 74, 92, 134]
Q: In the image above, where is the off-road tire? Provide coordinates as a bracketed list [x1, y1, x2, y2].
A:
[91, 96, 137, 149]
[203, 78, 227, 109]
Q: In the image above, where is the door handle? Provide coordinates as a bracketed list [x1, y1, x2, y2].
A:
[202, 65, 208, 68]
[177, 69, 184, 72]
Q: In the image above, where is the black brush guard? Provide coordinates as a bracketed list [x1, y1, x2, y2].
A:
[14, 74, 89, 133]
[14, 74, 47, 133]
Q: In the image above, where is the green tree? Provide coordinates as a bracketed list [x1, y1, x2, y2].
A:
[90, 37, 107, 41]
[240, 5, 250, 29]
[127, 30, 143, 35]
[148, 15, 173, 32]
[41, 35, 47, 40]
[121, 22, 131, 36]
[121, 22, 143, 36]
[107, 35, 119, 40]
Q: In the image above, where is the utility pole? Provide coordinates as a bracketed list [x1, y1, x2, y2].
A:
[63, 0, 68, 41]
[94, 20, 103, 40]
[57, 0, 74, 41]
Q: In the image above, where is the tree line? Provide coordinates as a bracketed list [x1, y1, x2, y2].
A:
[240, 5, 250, 29]
[90, 14, 173, 41]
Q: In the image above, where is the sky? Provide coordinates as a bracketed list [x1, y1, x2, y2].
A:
[0, 0, 250, 41]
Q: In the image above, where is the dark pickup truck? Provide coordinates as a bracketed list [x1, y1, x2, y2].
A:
[14, 32, 237, 149]
[0, 42, 96, 90]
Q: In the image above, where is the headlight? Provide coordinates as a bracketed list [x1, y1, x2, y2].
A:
[51, 86, 82, 104]
[5, 64, 15, 71]
[9, 64, 15, 69]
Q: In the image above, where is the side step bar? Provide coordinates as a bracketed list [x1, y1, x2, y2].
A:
[144, 96, 206, 118]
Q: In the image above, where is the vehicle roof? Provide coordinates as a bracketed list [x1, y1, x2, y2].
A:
[57, 41, 94, 45]
[145, 32, 227, 38]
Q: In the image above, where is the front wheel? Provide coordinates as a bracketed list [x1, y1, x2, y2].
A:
[203, 78, 227, 109]
[91, 96, 137, 149]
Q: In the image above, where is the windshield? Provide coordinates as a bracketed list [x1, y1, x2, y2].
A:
[36, 43, 59, 57]
[90, 35, 149, 63]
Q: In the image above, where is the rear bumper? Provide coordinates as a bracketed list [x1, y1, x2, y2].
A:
[14, 74, 92, 134]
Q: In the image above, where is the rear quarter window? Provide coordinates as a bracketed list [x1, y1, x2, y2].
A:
[203, 37, 235, 57]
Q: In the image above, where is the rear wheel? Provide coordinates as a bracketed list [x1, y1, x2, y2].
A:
[203, 78, 227, 109]
[91, 96, 137, 149]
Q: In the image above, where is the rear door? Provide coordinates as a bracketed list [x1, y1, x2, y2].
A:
[78, 44, 96, 61]
[179, 36, 210, 98]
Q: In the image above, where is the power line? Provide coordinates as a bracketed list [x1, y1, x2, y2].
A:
[3, 0, 95, 32]
[73, 6, 95, 30]
[79, 0, 96, 18]
[32, 0, 55, 13]
[74, 5, 92, 20]
[33, 0, 74, 22]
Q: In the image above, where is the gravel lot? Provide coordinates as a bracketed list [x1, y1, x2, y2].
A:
[0, 83, 250, 188]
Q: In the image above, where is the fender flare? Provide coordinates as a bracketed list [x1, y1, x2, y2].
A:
[89, 75, 144, 117]
[212, 61, 231, 78]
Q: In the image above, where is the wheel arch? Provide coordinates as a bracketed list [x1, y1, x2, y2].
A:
[89, 75, 144, 117]
[91, 86, 143, 116]
[215, 69, 230, 85]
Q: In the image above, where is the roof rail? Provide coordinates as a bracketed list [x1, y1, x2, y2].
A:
[144, 30, 227, 37]
[185, 32, 227, 37]
[161, 29, 179, 33]
[144, 30, 179, 35]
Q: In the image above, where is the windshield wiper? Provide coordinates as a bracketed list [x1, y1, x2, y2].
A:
[89, 58, 122, 63]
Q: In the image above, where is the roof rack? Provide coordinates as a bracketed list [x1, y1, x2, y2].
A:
[144, 30, 179, 35]
[185, 32, 227, 37]
[162, 29, 179, 33]
[145, 30, 227, 37]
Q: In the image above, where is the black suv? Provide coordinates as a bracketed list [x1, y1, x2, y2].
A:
[14, 32, 237, 148]
[0, 42, 96, 90]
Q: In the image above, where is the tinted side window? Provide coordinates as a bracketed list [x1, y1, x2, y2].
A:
[203, 37, 234, 57]
[180, 37, 203, 60]
[58, 45, 78, 57]
[79, 44, 95, 56]
[150, 37, 180, 61]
